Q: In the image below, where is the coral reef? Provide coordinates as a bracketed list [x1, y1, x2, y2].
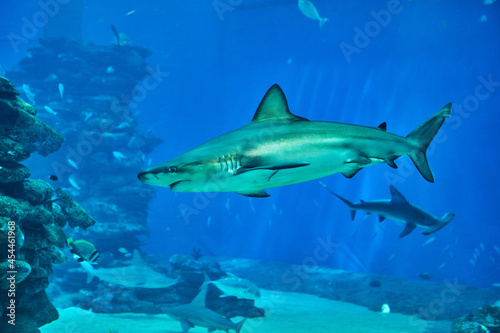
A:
[0, 76, 92, 332]
[7, 37, 162, 254]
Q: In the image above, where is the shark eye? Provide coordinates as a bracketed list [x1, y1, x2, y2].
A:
[168, 166, 177, 173]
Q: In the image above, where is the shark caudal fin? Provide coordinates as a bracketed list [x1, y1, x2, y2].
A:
[319, 182, 356, 220]
[406, 103, 451, 183]
[235, 318, 247, 333]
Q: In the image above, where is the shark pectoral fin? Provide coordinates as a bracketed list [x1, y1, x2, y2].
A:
[235, 162, 310, 175]
[379, 216, 386, 223]
[180, 320, 193, 333]
[236, 189, 270, 198]
[341, 168, 362, 178]
[399, 223, 417, 238]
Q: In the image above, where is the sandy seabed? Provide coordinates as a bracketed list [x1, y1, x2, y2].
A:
[41, 290, 444, 333]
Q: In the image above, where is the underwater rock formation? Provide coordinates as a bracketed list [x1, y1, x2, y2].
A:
[452, 301, 500, 332]
[0, 77, 95, 332]
[7, 37, 162, 254]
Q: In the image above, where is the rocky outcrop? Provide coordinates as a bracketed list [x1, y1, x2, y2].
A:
[0, 76, 94, 332]
[7, 37, 162, 254]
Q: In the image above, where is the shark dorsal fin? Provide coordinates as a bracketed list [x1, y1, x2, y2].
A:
[390, 185, 408, 204]
[131, 250, 146, 267]
[377, 122, 387, 131]
[252, 84, 309, 123]
[190, 284, 208, 307]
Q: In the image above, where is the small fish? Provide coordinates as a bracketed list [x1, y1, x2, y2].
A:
[380, 303, 390, 317]
[492, 283, 500, 288]
[116, 122, 130, 129]
[125, 9, 136, 16]
[69, 176, 81, 190]
[480, 243, 485, 252]
[469, 259, 476, 266]
[387, 253, 396, 262]
[422, 237, 436, 247]
[298, 0, 328, 27]
[68, 238, 99, 264]
[480, 15, 487, 22]
[84, 112, 93, 122]
[313, 199, 320, 208]
[44, 105, 57, 115]
[113, 151, 126, 160]
[495, 246, 500, 255]
[118, 248, 128, 254]
[441, 245, 450, 254]
[418, 272, 433, 280]
[68, 158, 79, 169]
[248, 198, 256, 213]
[438, 262, 446, 269]
[489, 256, 495, 264]
[484, 0, 496, 5]
[58, 83, 64, 99]
[209, 274, 261, 300]
[207, 216, 211, 227]
[106, 66, 115, 74]
[22, 84, 35, 105]
[351, 229, 358, 238]
[127, 136, 136, 147]
[48, 175, 58, 181]
[225, 198, 231, 214]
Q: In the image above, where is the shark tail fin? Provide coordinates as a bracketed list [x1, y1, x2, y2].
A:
[235, 318, 246, 333]
[319, 182, 356, 220]
[319, 17, 329, 27]
[406, 103, 452, 183]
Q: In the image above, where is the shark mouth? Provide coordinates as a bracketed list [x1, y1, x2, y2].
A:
[169, 180, 189, 190]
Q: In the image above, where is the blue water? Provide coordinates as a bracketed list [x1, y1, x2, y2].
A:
[2, 0, 500, 291]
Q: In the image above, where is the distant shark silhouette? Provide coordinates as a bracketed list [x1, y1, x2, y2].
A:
[161, 284, 246, 333]
[138, 84, 451, 197]
[79, 250, 178, 289]
[321, 183, 455, 238]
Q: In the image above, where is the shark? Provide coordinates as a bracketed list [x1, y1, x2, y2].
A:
[321, 183, 455, 238]
[161, 284, 246, 333]
[138, 84, 451, 197]
[79, 250, 178, 289]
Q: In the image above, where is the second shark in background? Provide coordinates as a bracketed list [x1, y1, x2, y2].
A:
[321, 183, 455, 238]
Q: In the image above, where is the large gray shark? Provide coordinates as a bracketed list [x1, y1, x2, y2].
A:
[321, 183, 455, 238]
[161, 284, 246, 333]
[79, 250, 178, 288]
[138, 84, 451, 197]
